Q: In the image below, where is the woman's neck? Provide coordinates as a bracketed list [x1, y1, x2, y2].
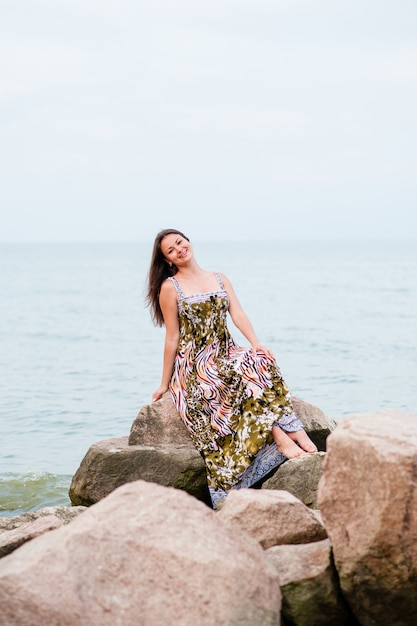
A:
[175, 260, 204, 279]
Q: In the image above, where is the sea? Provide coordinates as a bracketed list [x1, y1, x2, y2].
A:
[1, 240, 416, 518]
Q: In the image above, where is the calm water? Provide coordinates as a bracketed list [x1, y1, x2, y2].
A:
[1, 240, 416, 516]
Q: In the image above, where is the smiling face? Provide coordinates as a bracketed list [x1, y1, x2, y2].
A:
[160, 232, 192, 267]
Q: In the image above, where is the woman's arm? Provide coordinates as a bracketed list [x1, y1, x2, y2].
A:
[152, 280, 180, 402]
[221, 273, 274, 357]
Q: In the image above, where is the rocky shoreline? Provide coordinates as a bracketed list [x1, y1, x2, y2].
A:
[0, 396, 416, 625]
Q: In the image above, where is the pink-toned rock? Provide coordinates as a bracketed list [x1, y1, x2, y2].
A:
[218, 488, 327, 548]
[318, 409, 417, 626]
[266, 539, 355, 626]
[0, 516, 63, 558]
[0, 480, 282, 626]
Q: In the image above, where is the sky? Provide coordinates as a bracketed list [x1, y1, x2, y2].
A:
[1, 0, 416, 242]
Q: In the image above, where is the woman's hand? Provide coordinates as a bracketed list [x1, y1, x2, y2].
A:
[250, 344, 275, 359]
[152, 384, 169, 403]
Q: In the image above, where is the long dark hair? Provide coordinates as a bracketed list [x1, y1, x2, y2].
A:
[146, 228, 190, 326]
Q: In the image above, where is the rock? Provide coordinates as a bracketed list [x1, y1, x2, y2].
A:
[291, 397, 336, 451]
[218, 488, 327, 548]
[317, 409, 417, 626]
[69, 436, 209, 507]
[0, 515, 63, 558]
[0, 480, 282, 626]
[262, 452, 326, 508]
[0, 506, 86, 559]
[0, 506, 87, 533]
[266, 539, 357, 626]
[128, 391, 191, 446]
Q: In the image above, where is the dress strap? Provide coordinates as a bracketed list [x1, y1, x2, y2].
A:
[215, 272, 225, 290]
[168, 276, 184, 300]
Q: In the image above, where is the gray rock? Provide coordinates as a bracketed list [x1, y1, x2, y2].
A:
[291, 397, 336, 451]
[218, 488, 327, 548]
[262, 452, 326, 508]
[69, 437, 209, 507]
[0, 480, 282, 626]
[318, 409, 417, 626]
[129, 391, 192, 446]
[267, 539, 356, 626]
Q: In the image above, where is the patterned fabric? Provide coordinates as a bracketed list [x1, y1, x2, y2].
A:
[168, 272, 304, 508]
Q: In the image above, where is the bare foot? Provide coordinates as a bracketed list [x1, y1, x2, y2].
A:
[271, 426, 309, 459]
[285, 430, 318, 453]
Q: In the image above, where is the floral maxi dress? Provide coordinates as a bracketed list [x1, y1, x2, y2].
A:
[168, 273, 304, 509]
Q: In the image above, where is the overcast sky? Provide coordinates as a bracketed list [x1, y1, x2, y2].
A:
[1, 0, 416, 241]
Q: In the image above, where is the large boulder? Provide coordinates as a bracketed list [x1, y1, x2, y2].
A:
[0, 480, 282, 626]
[262, 452, 326, 508]
[317, 409, 417, 626]
[218, 488, 327, 548]
[266, 539, 356, 626]
[69, 437, 209, 507]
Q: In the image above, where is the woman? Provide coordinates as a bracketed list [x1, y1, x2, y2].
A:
[147, 228, 317, 509]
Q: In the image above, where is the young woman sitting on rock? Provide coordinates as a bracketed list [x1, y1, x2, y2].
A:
[147, 228, 317, 509]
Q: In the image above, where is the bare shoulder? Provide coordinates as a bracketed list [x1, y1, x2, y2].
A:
[160, 278, 177, 299]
